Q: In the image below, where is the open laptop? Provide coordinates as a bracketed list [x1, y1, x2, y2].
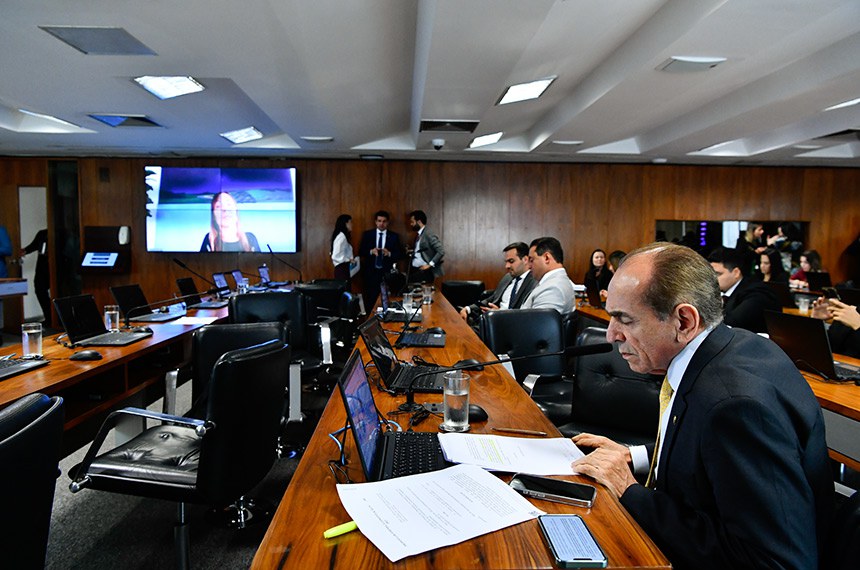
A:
[806, 272, 832, 291]
[337, 350, 448, 481]
[376, 280, 423, 323]
[585, 281, 604, 309]
[258, 265, 289, 288]
[175, 277, 228, 309]
[359, 318, 446, 392]
[211, 272, 233, 298]
[109, 284, 185, 323]
[764, 310, 860, 381]
[53, 294, 153, 347]
[764, 282, 797, 308]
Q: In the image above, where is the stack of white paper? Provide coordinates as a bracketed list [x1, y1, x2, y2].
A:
[438, 433, 584, 475]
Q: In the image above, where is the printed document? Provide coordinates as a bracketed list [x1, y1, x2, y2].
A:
[439, 434, 584, 474]
[336, 463, 543, 562]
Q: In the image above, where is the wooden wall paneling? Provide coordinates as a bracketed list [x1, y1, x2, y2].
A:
[762, 167, 805, 222]
[439, 161, 478, 281]
[605, 164, 647, 263]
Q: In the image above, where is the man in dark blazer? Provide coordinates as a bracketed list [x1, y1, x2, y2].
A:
[357, 210, 403, 306]
[458, 242, 536, 327]
[572, 243, 833, 570]
[708, 246, 780, 333]
[407, 210, 444, 283]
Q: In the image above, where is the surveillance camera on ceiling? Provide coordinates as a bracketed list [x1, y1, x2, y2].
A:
[432, 138, 445, 151]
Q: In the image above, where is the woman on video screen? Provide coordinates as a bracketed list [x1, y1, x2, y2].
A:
[200, 192, 260, 252]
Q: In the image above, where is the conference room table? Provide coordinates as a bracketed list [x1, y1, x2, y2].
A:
[576, 302, 860, 472]
[252, 293, 670, 569]
[0, 307, 228, 455]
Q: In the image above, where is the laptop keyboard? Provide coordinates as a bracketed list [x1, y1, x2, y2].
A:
[834, 361, 860, 380]
[389, 431, 445, 478]
[398, 332, 444, 347]
[394, 365, 442, 391]
[0, 358, 49, 380]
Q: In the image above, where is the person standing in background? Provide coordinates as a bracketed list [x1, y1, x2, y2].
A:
[0, 225, 11, 278]
[358, 210, 403, 306]
[330, 214, 356, 282]
[407, 210, 444, 284]
[19, 228, 51, 323]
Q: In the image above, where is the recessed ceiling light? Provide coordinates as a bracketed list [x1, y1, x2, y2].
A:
[18, 109, 79, 128]
[551, 140, 584, 146]
[651, 158, 668, 164]
[360, 154, 384, 160]
[300, 136, 335, 143]
[823, 97, 860, 111]
[469, 132, 503, 148]
[497, 77, 556, 105]
[793, 144, 822, 150]
[657, 56, 726, 73]
[220, 126, 263, 144]
[133, 76, 204, 100]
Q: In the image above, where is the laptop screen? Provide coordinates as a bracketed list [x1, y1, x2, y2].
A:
[53, 294, 110, 344]
[109, 284, 150, 317]
[358, 318, 398, 383]
[212, 272, 229, 290]
[764, 310, 838, 378]
[337, 351, 383, 480]
[258, 265, 271, 284]
[379, 280, 391, 313]
[229, 269, 244, 288]
[176, 277, 202, 305]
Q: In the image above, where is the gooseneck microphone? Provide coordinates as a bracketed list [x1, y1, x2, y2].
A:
[123, 290, 219, 328]
[397, 342, 614, 412]
[393, 304, 423, 348]
[173, 258, 216, 286]
[266, 244, 303, 283]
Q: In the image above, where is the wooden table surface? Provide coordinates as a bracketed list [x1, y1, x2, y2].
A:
[252, 295, 669, 569]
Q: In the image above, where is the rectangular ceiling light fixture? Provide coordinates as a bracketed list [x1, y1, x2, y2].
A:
[40, 26, 156, 55]
[497, 76, 556, 105]
[469, 132, 503, 149]
[657, 56, 726, 73]
[220, 126, 263, 144]
[133, 76, 204, 100]
[824, 97, 860, 111]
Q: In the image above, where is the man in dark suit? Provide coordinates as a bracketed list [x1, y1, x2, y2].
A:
[572, 243, 833, 570]
[458, 241, 536, 327]
[357, 210, 403, 306]
[407, 210, 444, 284]
[708, 246, 781, 333]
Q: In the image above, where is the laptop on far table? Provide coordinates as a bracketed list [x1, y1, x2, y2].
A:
[585, 281, 604, 309]
[358, 318, 445, 392]
[53, 294, 153, 347]
[805, 272, 832, 292]
[175, 278, 227, 309]
[109, 284, 185, 323]
[258, 265, 289, 288]
[764, 310, 860, 382]
[211, 272, 233, 298]
[376, 280, 422, 323]
[764, 282, 797, 308]
[337, 350, 448, 481]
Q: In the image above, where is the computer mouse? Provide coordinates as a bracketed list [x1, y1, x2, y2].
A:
[70, 350, 103, 361]
[454, 359, 484, 371]
[468, 404, 488, 423]
[131, 326, 154, 334]
[425, 327, 445, 335]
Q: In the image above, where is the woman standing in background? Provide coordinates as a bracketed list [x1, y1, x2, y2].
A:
[331, 214, 355, 281]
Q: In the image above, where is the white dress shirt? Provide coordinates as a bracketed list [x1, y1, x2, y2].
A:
[331, 232, 353, 266]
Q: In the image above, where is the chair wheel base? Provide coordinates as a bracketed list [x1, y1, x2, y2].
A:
[207, 497, 273, 530]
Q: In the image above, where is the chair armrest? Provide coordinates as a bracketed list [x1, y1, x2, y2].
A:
[522, 374, 571, 396]
[69, 407, 211, 493]
[163, 368, 179, 415]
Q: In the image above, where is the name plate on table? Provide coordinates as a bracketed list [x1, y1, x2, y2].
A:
[0, 279, 28, 298]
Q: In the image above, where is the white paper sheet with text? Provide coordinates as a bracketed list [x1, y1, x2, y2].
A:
[438, 434, 584, 475]
[336, 464, 543, 562]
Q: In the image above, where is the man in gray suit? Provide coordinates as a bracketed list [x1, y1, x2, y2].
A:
[407, 210, 444, 284]
[459, 241, 536, 325]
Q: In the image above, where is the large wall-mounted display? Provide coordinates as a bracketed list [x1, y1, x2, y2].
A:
[144, 166, 298, 253]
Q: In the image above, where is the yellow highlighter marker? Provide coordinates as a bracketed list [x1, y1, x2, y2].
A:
[323, 520, 358, 539]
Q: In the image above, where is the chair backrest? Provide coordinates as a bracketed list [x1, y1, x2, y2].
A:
[228, 291, 308, 348]
[296, 281, 348, 319]
[189, 322, 288, 416]
[0, 393, 64, 569]
[197, 340, 290, 505]
[441, 280, 486, 309]
[570, 327, 662, 445]
[830, 490, 860, 570]
[480, 308, 565, 382]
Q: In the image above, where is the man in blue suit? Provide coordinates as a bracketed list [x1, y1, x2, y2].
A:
[358, 210, 403, 306]
[572, 243, 833, 570]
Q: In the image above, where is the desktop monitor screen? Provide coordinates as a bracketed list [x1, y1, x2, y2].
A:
[144, 166, 298, 253]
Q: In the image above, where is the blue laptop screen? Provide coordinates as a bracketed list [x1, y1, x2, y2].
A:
[339, 352, 383, 479]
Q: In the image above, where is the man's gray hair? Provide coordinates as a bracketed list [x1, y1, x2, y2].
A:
[622, 242, 723, 328]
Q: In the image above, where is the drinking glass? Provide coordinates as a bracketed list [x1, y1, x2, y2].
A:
[21, 322, 43, 359]
[104, 304, 120, 332]
[439, 371, 470, 432]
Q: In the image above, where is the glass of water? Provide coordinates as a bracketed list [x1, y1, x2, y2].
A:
[104, 304, 120, 332]
[402, 291, 413, 312]
[439, 370, 470, 432]
[21, 322, 43, 359]
[237, 278, 249, 295]
[422, 284, 433, 305]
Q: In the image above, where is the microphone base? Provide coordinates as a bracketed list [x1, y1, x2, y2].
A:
[397, 400, 425, 413]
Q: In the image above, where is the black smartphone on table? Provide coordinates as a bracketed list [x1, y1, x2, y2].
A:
[538, 514, 607, 568]
[509, 473, 597, 508]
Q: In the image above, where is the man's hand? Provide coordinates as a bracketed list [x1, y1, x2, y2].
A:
[481, 302, 499, 312]
[419, 264, 431, 271]
[829, 299, 860, 330]
[459, 307, 469, 321]
[571, 433, 638, 498]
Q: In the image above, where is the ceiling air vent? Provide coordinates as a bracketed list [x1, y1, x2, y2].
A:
[657, 56, 726, 73]
[419, 120, 479, 133]
[90, 114, 162, 128]
[40, 26, 156, 55]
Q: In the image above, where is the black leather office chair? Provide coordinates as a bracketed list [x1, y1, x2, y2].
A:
[0, 393, 64, 570]
[480, 308, 573, 424]
[557, 327, 662, 446]
[295, 280, 348, 320]
[441, 280, 486, 309]
[830, 489, 860, 570]
[69, 340, 289, 570]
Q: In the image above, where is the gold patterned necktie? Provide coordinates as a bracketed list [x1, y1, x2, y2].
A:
[645, 377, 674, 489]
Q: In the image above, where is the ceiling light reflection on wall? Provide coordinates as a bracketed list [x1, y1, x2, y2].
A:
[300, 136, 334, 143]
[220, 126, 263, 144]
[497, 77, 556, 105]
[133, 76, 204, 99]
[469, 132, 503, 148]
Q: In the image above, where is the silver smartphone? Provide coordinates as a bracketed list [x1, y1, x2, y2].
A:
[538, 514, 607, 568]
[509, 473, 597, 508]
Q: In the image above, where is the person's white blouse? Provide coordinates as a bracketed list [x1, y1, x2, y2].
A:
[331, 232, 353, 266]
